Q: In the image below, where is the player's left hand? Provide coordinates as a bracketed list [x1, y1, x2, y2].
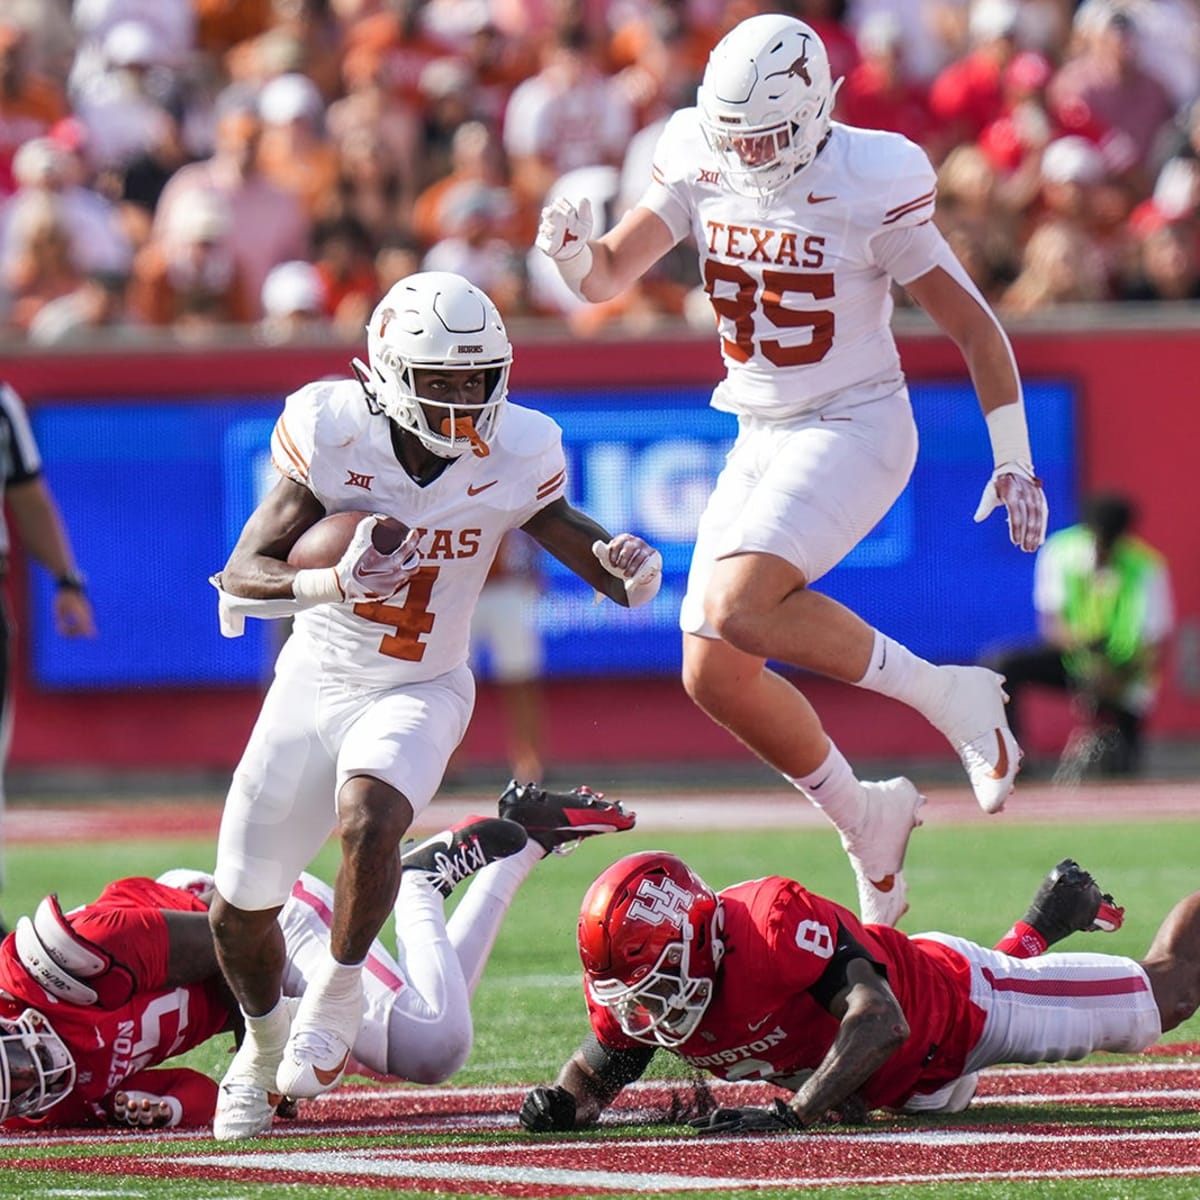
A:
[688, 1098, 802, 1136]
[592, 535, 662, 608]
[973, 462, 1048, 552]
[109, 1090, 176, 1129]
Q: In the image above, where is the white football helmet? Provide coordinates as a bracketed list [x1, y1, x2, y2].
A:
[697, 14, 841, 199]
[354, 271, 512, 459]
[0, 1009, 76, 1122]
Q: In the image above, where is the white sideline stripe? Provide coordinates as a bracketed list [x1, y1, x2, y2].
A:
[986, 1060, 1199, 1078]
[178, 1152, 751, 1191]
[974, 1088, 1200, 1106]
[171, 1139, 1200, 1193]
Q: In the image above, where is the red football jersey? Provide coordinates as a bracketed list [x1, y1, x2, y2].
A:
[587, 876, 986, 1109]
[0, 877, 232, 1128]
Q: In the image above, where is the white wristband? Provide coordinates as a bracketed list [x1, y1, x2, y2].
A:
[984, 402, 1032, 469]
[556, 242, 594, 298]
[292, 567, 343, 605]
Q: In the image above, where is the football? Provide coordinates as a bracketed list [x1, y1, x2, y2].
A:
[287, 511, 411, 568]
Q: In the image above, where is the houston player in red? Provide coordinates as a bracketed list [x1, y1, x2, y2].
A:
[516, 852, 1200, 1134]
[0, 874, 232, 1130]
[0, 784, 635, 1131]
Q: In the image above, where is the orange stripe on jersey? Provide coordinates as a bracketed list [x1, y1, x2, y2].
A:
[537, 469, 566, 499]
[882, 187, 937, 225]
[651, 165, 666, 185]
[273, 416, 309, 479]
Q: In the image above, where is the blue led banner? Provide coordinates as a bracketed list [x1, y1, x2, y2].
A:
[30, 380, 1076, 687]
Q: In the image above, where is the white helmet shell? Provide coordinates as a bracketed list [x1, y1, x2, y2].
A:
[359, 271, 512, 459]
[697, 14, 840, 199]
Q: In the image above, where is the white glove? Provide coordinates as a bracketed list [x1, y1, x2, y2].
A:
[973, 462, 1048, 552]
[536, 196, 594, 295]
[592, 535, 662, 608]
[536, 196, 593, 262]
[294, 517, 423, 605]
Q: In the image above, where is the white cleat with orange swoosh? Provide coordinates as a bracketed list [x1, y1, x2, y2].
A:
[841, 777, 926, 928]
[276, 973, 363, 1100]
[933, 666, 1022, 814]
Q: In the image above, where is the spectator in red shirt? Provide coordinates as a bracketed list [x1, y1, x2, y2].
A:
[928, 0, 1023, 149]
[840, 12, 935, 147]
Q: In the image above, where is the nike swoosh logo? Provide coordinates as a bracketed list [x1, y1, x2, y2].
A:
[313, 1051, 350, 1087]
[809, 772, 832, 790]
[986, 730, 1009, 780]
[358, 563, 401, 579]
[748, 1014, 772, 1031]
[868, 873, 897, 893]
[467, 480, 498, 495]
[808, 192, 835, 204]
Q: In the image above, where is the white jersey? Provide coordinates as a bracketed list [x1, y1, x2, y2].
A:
[640, 114, 939, 420]
[271, 380, 566, 687]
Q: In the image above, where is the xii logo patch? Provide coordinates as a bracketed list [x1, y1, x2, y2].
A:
[697, 168, 721, 185]
[344, 470, 374, 490]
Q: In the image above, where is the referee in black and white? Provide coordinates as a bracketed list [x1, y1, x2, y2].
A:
[0, 381, 96, 934]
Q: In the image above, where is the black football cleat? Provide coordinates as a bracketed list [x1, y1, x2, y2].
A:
[498, 779, 636, 855]
[1022, 858, 1125, 947]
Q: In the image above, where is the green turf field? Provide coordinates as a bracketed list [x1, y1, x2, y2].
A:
[2, 808, 1198, 1198]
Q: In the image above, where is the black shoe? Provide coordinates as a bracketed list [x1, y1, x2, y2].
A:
[1022, 858, 1125, 947]
[498, 779, 636, 855]
[401, 816, 528, 897]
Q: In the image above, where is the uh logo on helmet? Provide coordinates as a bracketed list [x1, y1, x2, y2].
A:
[578, 851, 725, 1048]
[697, 13, 842, 199]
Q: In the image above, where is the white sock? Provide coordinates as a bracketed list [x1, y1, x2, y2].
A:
[310, 949, 364, 1001]
[854, 630, 944, 719]
[244, 998, 291, 1053]
[785, 742, 865, 838]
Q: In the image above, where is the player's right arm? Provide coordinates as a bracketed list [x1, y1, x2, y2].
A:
[519, 1032, 655, 1131]
[217, 476, 327, 601]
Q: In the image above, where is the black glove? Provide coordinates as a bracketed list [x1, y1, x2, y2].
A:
[688, 1098, 801, 1136]
[519, 1085, 577, 1132]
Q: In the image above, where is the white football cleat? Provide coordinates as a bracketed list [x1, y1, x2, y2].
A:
[930, 666, 1021, 814]
[214, 1034, 287, 1141]
[841, 777, 926, 927]
[275, 973, 364, 1100]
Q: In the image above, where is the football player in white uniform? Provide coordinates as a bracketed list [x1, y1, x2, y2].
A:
[207, 271, 661, 1138]
[537, 15, 1049, 930]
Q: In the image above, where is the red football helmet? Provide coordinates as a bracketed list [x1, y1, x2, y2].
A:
[578, 851, 725, 1048]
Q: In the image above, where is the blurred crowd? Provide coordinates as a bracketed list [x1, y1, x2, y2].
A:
[1, 0, 1199, 346]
